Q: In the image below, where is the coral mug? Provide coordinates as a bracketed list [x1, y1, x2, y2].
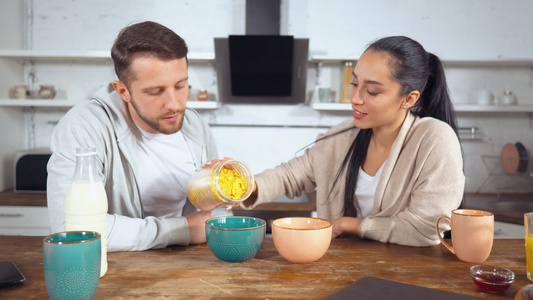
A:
[435, 209, 494, 263]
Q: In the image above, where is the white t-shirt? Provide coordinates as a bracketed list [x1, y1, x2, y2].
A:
[136, 128, 195, 218]
[355, 163, 385, 218]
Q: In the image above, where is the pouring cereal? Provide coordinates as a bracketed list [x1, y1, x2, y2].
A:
[187, 158, 254, 211]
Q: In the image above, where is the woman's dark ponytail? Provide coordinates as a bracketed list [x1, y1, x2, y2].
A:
[414, 53, 458, 134]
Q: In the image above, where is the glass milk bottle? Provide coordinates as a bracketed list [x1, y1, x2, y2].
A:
[64, 148, 108, 277]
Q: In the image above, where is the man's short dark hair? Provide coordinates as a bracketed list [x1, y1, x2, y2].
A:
[111, 21, 188, 87]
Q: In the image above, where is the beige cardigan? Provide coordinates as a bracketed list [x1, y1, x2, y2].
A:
[243, 112, 465, 247]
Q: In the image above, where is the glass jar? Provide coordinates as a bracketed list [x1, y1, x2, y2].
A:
[38, 85, 56, 99]
[197, 90, 209, 101]
[13, 85, 30, 99]
[339, 61, 354, 103]
[187, 159, 254, 211]
[500, 90, 517, 105]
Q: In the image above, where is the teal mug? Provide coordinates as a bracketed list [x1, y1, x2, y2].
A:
[43, 231, 101, 300]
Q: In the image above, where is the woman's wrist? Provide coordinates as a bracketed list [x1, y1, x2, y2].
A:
[343, 217, 362, 235]
[242, 182, 258, 207]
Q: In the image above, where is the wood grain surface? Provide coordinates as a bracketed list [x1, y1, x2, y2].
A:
[0, 189, 47, 206]
[0, 235, 529, 299]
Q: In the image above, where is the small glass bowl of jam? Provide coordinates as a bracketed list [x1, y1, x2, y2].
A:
[470, 265, 515, 293]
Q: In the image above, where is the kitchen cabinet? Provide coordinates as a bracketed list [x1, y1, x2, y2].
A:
[494, 221, 524, 239]
[0, 190, 50, 236]
[0, 206, 50, 236]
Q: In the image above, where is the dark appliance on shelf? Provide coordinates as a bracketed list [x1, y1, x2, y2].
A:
[14, 149, 51, 193]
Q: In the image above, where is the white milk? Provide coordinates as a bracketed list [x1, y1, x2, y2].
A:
[64, 180, 108, 277]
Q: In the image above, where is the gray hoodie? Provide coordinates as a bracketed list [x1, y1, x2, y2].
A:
[47, 83, 218, 251]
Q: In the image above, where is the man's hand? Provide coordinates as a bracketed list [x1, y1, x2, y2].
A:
[186, 210, 212, 244]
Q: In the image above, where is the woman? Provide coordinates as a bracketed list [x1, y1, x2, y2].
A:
[241, 36, 465, 247]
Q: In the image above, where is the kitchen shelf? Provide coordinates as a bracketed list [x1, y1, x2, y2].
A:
[5, 50, 530, 66]
[311, 102, 533, 113]
[453, 104, 533, 112]
[0, 99, 219, 109]
[442, 59, 533, 67]
[309, 56, 358, 63]
[311, 103, 351, 111]
[0, 49, 111, 60]
[0, 99, 80, 107]
[458, 126, 483, 141]
[186, 101, 219, 109]
[310, 55, 533, 67]
[0, 49, 215, 62]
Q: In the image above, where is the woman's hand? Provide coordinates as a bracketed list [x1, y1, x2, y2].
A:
[331, 217, 363, 239]
[224, 203, 240, 210]
[201, 157, 231, 169]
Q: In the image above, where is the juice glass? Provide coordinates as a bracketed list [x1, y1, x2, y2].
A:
[525, 213, 533, 281]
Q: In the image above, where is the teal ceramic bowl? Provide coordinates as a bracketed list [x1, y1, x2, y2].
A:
[205, 216, 266, 262]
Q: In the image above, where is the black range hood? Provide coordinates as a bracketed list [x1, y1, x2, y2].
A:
[246, 0, 281, 35]
[214, 0, 309, 104]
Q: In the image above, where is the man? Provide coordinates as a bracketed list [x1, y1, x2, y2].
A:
[47, 21, 220, 251]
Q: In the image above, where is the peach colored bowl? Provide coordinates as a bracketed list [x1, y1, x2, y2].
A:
[271, 217, 332, 263]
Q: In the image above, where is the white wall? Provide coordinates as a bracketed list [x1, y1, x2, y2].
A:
[0, 0, 25, 189]
[29, 0, 245, 51]
[1, 0, 533, 195]
[287, 1, 533, 59]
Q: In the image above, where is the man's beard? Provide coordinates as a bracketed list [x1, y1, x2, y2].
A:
[130, 96, 185, 135]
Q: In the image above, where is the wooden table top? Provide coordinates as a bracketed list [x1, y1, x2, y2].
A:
[0, 235, 530, 299]
[0, 190, 47, 206]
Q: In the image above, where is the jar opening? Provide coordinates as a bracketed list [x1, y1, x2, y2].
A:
[213, 159, 254, 203]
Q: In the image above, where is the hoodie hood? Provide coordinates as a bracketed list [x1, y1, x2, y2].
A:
[91, 83, 134, 144]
